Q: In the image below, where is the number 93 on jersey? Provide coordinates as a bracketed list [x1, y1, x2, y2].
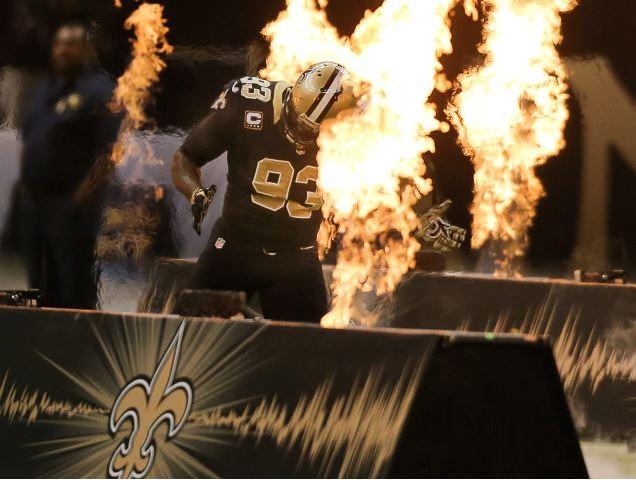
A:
[251, 158, 323, 219]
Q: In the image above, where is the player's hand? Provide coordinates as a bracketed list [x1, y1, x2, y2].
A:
[191, 185, 217, 235]
[415, 200, 467, 253]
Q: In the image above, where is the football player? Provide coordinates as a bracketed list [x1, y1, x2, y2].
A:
[172, 62, 352, 323]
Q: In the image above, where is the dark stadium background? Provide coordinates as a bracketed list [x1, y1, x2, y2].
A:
[1, 0, 634, 275]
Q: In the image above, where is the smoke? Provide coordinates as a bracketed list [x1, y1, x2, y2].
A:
[168, 45, 247, 67]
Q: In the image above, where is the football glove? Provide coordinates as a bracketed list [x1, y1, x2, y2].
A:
[191, 185, 217, 235]
[416, 200, 467, 253]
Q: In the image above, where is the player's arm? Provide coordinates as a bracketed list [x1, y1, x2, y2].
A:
[172, 151, 204, 200]
[172, 85, 236, 233]
[172, 87, 234, 200]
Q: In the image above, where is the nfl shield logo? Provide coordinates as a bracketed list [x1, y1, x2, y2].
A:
[215, 237, 226, 249]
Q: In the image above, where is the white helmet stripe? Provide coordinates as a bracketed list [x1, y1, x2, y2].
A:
[306, 69, 345, 123]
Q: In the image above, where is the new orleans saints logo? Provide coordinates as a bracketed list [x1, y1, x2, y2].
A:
[108, 322, 193, 479]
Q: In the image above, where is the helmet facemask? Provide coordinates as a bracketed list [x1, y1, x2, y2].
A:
[280, 61, 350, 148]
[282, 96, 321, 146]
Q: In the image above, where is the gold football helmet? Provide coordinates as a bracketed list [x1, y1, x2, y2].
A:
[282, 61, 353, 146]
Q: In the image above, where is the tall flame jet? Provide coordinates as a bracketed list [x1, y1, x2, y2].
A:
[263, 0, 459, 326]
[110, 0, 173, 169]
[76, 1, 172, 201]
[113, 2, 173, 129]
[449, 0, 577, 276]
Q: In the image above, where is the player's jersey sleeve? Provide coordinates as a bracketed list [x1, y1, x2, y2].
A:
[179, 81, 242, 167]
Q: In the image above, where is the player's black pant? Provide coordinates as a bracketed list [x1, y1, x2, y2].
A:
[186, 233, 329, 324]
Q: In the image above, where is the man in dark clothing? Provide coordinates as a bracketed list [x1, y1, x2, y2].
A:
[18, 21, 120, 309]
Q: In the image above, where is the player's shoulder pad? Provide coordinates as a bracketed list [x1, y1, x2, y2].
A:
[233, 77, 284, 106]
[272, 81, 291, 124]
[209, 79, 241, 112]
[210, 77, 275, 110]
[214, 77, 291, 130]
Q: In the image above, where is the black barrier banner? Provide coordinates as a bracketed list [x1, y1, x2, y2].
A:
[394, 272, 636, 441]
[0, 307, 434, 478]
[0, 306, 588, 478]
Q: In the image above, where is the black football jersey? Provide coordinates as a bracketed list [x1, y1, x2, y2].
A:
[180, 76, 324, 247]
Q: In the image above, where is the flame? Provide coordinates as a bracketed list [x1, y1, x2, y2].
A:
[263, 0, 460, 326]
[448, 0, 577, 276]
[76, 2, 172, 200]
[113, 2, 173, 131]
[111, 1, 173, 169]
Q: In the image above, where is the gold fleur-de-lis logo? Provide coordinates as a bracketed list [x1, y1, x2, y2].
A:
[108, 322, 193, 479]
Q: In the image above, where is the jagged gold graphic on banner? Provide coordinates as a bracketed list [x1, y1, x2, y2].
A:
[190, 362, 424, 478]
[553, 314, 636, 392]
[0, 316, 423, 478]
[0, 371, 107, 424]
[458, 296, 636, 393]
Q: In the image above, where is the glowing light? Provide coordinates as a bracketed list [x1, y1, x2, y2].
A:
[263, 0, 460, 326]
[448, 0, 577, 276]
[96, 204, 161, 262]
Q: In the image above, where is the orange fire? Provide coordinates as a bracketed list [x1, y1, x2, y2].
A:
[76, 2, 172, 200]
[448, 0, 576, 276]
[263, 0, 460, 326]
[108, 1, 173, 172]
[113, 2, 173, 129]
